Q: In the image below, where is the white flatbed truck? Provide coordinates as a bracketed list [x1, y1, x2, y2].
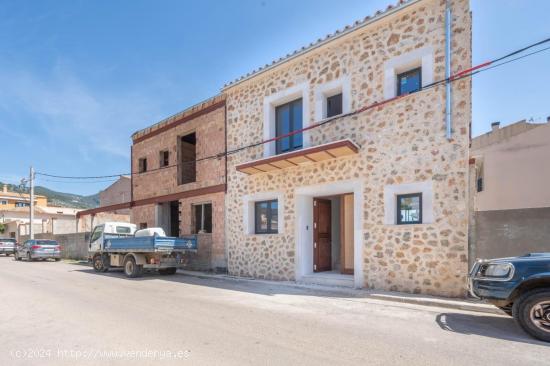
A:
[88, 222, 197, 278]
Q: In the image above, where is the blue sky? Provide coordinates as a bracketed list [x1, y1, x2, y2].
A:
[0, 0, 549, 195]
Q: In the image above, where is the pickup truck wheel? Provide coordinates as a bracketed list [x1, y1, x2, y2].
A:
[498, 306, 513, 317]
[513, 289, 550, 342]
[159, 267, 177, 275]
[123, 256, 143, 278]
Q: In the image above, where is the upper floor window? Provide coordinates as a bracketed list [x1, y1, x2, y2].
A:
[276, 98, 303, 155]
[397, 67, 422, 96]
[15, 202, 29, 207]
[396, 193, 422, 225]
[193, 203, 212, 234]
[326, 93, 343, 118]
[138, 158, 148, 173]
[178, 132, 196, 185]
[255, 200, 278, 234]
[160, 150, 169, 168]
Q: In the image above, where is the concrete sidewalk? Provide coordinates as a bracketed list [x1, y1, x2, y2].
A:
[178, 269, 502, 315]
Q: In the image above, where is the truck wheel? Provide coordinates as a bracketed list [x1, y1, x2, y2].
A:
[159, 267, 177, 275]
[27, 252, 33, 262]
[513, 289, 550, 342]
[93, 254, 104, 272]
[14, 253, 20, 261]
[123, 256, 143, 278]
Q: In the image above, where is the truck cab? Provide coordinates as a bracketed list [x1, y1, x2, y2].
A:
[89, 222, 137, 253]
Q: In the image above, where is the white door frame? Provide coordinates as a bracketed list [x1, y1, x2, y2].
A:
[294, 179, 364, 288]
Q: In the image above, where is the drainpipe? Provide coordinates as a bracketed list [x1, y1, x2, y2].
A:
[445, 0, 452, 140]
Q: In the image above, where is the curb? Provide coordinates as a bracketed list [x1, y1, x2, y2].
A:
[177, 269, 503, 315]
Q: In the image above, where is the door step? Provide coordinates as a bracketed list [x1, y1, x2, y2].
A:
[300, 273, 354, 288]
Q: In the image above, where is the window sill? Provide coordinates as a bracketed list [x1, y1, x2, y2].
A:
[383, 223, 433, 228]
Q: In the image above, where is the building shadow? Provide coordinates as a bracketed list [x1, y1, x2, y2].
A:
[436, 313, 549, 347]
[72, 266, 366, 299]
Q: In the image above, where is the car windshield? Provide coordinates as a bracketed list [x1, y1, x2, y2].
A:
[36, 240, 57, 246]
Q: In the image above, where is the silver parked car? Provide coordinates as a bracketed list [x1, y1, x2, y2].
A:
[14, 239, 61, 261]
[0, 238, 16, 256]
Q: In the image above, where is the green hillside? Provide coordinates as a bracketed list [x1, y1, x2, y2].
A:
[0, 182, 99, 209]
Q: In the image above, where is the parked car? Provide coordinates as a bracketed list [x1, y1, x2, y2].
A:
[0, 238, 16, 256]
[14, 239, 61, 262]
[469, 253, 550, 342]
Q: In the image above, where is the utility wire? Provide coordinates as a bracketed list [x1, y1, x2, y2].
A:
[35, 36, 550, 180]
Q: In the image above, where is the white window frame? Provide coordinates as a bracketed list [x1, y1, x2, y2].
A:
[263, 83, 310, 157]
[0, 200, 7, 205]
[383, 181, 434, 225]
[384, 46, 434, 100]
[314, 76, 351, 121]
[243, 191, 284, 235]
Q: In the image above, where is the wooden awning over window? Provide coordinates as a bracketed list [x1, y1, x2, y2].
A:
[236, 139, 359, 175]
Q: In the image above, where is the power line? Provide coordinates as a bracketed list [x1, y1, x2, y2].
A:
[35, 36, 550, 180]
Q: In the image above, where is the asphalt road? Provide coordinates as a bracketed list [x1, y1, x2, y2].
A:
[0, 256, 548, 366]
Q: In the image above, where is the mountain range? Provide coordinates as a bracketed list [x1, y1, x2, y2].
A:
[1, 182, 99, 209]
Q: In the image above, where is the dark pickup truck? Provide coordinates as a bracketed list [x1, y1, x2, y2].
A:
[469, 253, 550, 342]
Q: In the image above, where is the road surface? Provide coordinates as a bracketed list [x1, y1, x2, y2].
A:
[0, 256, 547, 365]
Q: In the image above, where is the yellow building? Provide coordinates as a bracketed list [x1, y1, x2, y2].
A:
[0, 184, 48, 208]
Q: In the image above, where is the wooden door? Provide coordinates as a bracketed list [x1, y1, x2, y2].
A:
[314, 198, 332, 272]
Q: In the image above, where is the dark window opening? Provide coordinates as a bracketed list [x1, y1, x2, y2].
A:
[477, 177, 483, 192]
[397, 67, 422, 96]
[178, 132, 196, 185]
[276, 99, 303, 155]
[326, 93, 343, 118]
[169, 200, 180, 237]
[160, 150, 170, 168]
[138, 158, 147, 173]
[139, 222, 148, 230]
[193, 203, 212, 234]
[255, 200, 278, 234]
[397, 193, 422, 225]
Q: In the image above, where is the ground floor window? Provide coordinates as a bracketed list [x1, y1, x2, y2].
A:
[255, 200, 278, 234]
[139, 222, 147, 229]
[193, 203, 212, 234]
[397, 193, 422, 225]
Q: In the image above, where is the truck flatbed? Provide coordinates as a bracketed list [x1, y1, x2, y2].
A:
[104, 235, 197, 253]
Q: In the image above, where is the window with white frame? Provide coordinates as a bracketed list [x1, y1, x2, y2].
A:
[384, 47, 434, 100]
[263, 84, 310, 157]
[384, 181, 433, 225]
[314, 77, 351, 121]
[243, 192, 284, 235]
[0, 200, 7, 205]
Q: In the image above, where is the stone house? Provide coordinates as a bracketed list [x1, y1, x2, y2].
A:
[469, 118, 550, 264]
[223, 0, 472, 296]
[131, 95, 227, 272]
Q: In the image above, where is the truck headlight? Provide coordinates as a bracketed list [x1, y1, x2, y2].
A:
[483, 263, 514, 279]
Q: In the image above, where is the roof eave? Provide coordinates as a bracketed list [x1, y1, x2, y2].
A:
[221, 0, 422, 91]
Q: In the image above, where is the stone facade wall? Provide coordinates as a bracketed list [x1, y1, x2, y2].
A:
[224, 0, 471, 297]
[130, 97, 227, 271]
